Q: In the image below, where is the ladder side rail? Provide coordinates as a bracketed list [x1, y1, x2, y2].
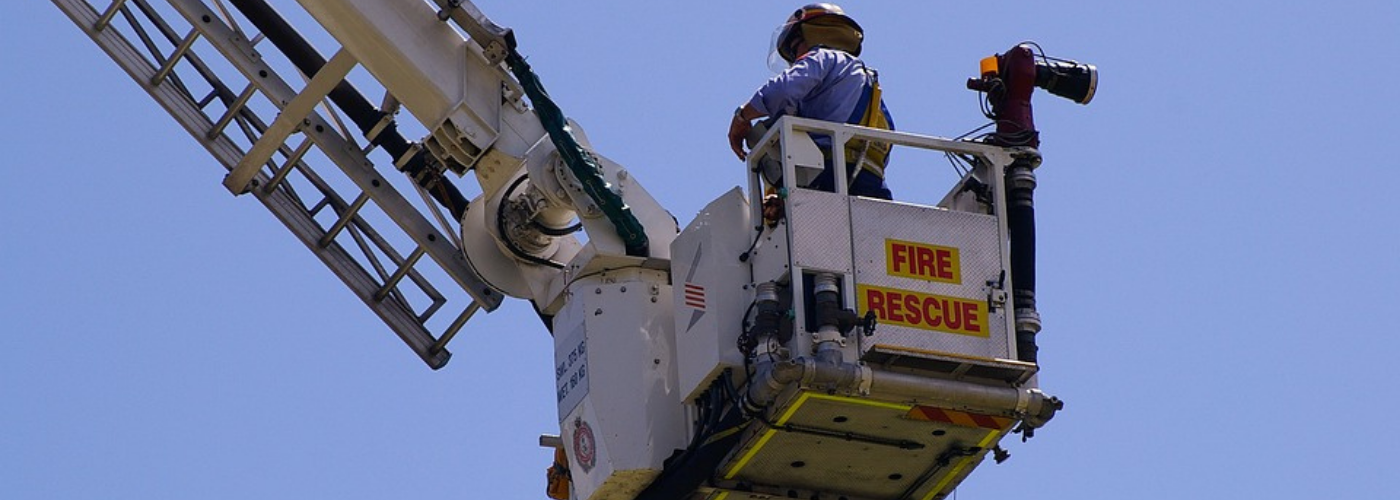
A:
[182, 0, 473, 356]
[231, 103, 454, 352]
[53, 0, 458, 367]
[54, 0, 240, 164]
[261, 178, 455, 369]
[164, 0, 502, 311]
[312, 99, 445, 316]
[342, 213, 448, 321]
[277, 145, 450, 321]
[247, 129, 449, 324]
[124, 0, 310, 199]
[126, 0, 252, 125]
[128, 0, 451, 326]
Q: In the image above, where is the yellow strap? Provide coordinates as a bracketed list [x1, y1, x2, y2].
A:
[845, 76, 892, 179]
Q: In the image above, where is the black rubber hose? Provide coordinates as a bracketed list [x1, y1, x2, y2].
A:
[496, 175, 565, 269]
[1006, 160, 1038, 363]
[814, 287, 842, 330]
[530, 220, 581, 237]
[227, 0, 470, 220]
[634, 398, 745, 500]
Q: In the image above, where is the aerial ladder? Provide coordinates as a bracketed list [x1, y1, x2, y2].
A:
[52, 1, 1095, 498]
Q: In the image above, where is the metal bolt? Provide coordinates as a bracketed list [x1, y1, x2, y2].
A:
[594, 308, 602, 315]
[650, 297, 657, 303]
[620, 286, 627, 293]
[595, 288, 602, 294]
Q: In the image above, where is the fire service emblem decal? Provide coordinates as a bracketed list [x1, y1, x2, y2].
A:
[572, 417, 597, 472]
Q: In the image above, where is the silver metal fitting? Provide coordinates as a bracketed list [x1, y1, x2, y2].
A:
[1014, 307, 1042, 335]
[812, 273, 840, 296]
[1010, 147, 1043, 169]
[1006, 167, 1038, 191]
[756, 281, 780, 304]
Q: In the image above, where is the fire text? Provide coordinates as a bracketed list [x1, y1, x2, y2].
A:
[886, 239, 960, 284]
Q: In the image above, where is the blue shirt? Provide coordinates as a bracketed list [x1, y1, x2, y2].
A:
[747, 47, 895, 199]
[748, 47, 891, 135]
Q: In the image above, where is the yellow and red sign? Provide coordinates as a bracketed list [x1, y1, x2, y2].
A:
[858, 284, 988, 338]
[886, 239, 961, 284]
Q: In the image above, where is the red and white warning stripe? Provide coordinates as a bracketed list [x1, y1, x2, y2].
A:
[684, 283, 706, 310]
[905, 405, 1013, 430]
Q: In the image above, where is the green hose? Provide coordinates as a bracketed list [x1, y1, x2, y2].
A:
[502, 44, 650, 257]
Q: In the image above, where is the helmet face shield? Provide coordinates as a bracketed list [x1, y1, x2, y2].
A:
[768, 24, 797, 73]
[765, 4, 864, 73]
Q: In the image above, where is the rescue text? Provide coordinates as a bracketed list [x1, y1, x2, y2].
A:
[857, 284, 987, 337]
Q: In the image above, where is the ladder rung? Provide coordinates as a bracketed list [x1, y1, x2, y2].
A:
[417, 295, 446, 323]
[374, 247, 426, 301]
[431, 302, 481, 355]
[319, 191, 370, 248]
[197, 89, 220, 109]
[94, 0, 129, 32]
[150, 28, 199, 86]
[308, 196, 331, 217]
[262, 138, 313, 194]
[207, 83, 255, 140]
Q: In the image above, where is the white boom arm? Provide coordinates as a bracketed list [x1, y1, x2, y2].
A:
[295, 0, 676, 312]
[296, 0, 534, 185]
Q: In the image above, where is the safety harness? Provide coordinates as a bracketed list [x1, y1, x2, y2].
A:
[844, 63, 893, 184]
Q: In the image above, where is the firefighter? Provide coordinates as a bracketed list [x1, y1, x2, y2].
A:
[728, 3, 894, 200]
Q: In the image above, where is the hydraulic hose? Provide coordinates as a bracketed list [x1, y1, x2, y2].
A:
[633, 408, 745, 500]
[499, 40, 650, 257]
[1006, 158, 1040, 364]
[227, 0, 470, 220]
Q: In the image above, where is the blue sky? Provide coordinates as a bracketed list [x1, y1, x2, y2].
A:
[3, 1, 1398, 499]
